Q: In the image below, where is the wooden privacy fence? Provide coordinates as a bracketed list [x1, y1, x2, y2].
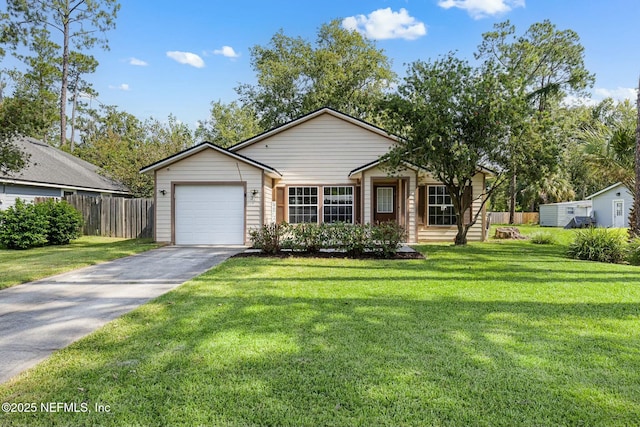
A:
[488, 212, 539, 225]
[63, 195, 154, 239]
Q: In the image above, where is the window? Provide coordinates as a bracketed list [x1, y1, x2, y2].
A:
[323, 186, 354, 223]
[288, 187, 318, 223]
[376, 187, 393, 213]
[428, 185, 456, 225]
[567, 207, 575, 215]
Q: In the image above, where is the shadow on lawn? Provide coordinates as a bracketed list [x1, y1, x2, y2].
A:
[3, 280, 639, 426]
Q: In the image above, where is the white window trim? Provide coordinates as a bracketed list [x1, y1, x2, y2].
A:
[323, 186, 354, 224]
[288, 186, 319, 224]
[427, 185, 456, 227]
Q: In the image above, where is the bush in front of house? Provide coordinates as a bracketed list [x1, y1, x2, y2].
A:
[626, 238, 640, 266]
[567, 227, 627, 264]
[250, 221, 407, 258]
[371, 221, 408, 258]
[249, 222, 287, 255]
[35, 199, 83, 245]
[0, 198, 83, 249]
[0, 198, 49, 249]
[283, 222, 328, 253]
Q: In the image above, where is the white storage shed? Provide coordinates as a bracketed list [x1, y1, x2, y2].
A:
[587, 183, 633, 228]
[539, 200, 592, 227]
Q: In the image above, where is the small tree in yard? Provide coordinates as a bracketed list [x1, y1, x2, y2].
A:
[633, 76, 640, 239]
[382, 53, 510, 245]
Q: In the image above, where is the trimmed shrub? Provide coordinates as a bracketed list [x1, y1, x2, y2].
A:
[626, 238, 640, 266]
[250, 221, 408, 258]
[529, 231, 556, 245]
[36, 199, 83, 245]
[0, 198, 49, 249]
[249, 222, 286, 254]
[285, 223, 327, 253]
[371, 221, 407, 258]
[567, 227, 626, 264]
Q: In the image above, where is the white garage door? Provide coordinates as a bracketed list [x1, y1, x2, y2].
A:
[174, 184, 244, 245]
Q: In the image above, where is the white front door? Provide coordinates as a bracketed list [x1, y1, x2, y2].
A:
[613, 200, 625, 228]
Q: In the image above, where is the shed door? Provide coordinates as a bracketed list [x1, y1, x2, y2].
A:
[613, 200, 625, 228]
[174, 184, 244, 245]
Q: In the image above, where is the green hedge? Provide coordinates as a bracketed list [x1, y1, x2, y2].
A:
[250, 222, 407, 258]
[0, 198, 83, 250]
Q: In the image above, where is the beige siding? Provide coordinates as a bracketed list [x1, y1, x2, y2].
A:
[154, 148, 263, 244]
[417, 173, 486, 242]
[236, 113, 394, 185]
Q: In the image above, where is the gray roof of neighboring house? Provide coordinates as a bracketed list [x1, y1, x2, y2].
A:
[0, 137, 129, 194]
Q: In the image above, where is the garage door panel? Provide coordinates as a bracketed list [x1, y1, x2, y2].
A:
[174, 185, 245, 245]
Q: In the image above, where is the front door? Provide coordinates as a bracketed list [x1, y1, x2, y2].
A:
[374, 185, 396, 223]
[613, 200, 625, 227]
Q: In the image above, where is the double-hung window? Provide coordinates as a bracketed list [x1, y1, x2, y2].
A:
[288, 187, 318, 223]
[428, 185, 456, 225]
[323, 186, 354, 223]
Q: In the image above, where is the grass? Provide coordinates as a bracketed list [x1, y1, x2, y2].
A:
[1, 232, 639, 426]
[0, 236, 160, 290]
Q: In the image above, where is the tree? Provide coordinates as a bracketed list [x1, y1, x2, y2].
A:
[477, 20, 594, 223]
[382, 54, 509, 245]
[11, 26, 60, 143]
[67, 51, 98, 150]
[4, 0, 120, 147]
[633, 79, 640, 238]
[581, 100, 636, 195]
[76, 107, 193, 197]
[195, 100, 261, 147]
[237, 20, 395, 130]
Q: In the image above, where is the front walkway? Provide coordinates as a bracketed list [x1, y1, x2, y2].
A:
[0, 246, 243, 384]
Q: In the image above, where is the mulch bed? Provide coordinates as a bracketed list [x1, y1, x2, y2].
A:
[232, 250, 425, 260]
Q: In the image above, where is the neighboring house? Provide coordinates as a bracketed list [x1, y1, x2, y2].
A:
[587, 182, 633, 228]
[539, 200, 592, 227]
[140, 108, 490, 245]
[0, 137, 129, 210]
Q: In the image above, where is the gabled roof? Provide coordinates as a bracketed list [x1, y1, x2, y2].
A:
[228, 107, 400, 152]
[348, 158, 421, 177]
[139, 142, 282, 178]
[586, 182, 629, 200]
[348, 158, 496, 178]
[0, 137, 129, 194]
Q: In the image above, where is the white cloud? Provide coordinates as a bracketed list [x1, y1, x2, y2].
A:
[594, 87, 637, 102]
[342, 8, 426, 40]
[166, 51, 205, 68]
[109, 83, 130, 92]
[437, 0, 525, 19]
[213, 46, 240, 58]
[128, 57, 148, 66]
[109, 83, 130, 91]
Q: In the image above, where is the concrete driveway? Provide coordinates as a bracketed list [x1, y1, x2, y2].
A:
[0, 245, 243, 384]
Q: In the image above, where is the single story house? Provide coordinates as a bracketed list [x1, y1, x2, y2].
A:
[0, 136, 129, 210]
[587, 182, 633, 228]
[140, 108, 490, 245]
[539, 200, 592, 227]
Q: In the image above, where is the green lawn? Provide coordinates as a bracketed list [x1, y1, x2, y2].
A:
[1, 236, 639, 426]
[0, 236, 160, 290]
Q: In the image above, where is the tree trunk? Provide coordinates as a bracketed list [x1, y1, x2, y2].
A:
[454, 221, 468, 245]
[509, 168, 517, 225]
[59, 14, 70, 148]
[633, 75, 640, 238]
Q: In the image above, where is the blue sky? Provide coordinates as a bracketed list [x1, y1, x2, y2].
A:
[29, 0, 640, 128]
